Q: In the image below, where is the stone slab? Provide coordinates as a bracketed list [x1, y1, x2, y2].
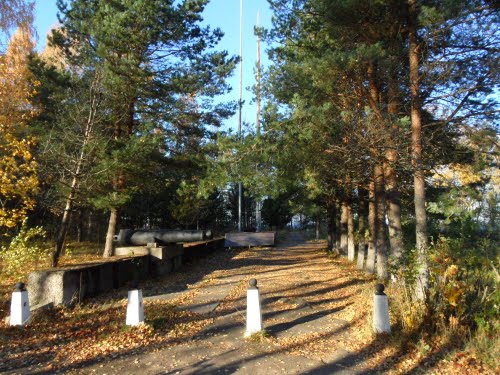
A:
[114, 246, 149, 256]
[114, 245, 184, 260]
[224, 232, 276, 247]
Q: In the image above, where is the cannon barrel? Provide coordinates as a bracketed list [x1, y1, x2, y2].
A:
[114, 229, 213, 246]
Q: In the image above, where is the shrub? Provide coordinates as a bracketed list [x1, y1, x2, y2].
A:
[390, 236, 499, 368]
[0, 219, 50, 276]
[427, 237, 498, 331]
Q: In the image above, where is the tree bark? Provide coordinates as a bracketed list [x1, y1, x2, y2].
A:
[409, 0, 429, 299]
[335, 200, 341, 250]
[327, 206, 333, 250]
[340, 199, 348, 256]
[365, 62, 382, 275]
[76, 209, 83, 243]
[103, 208, 118, 257]
[356, 189, 367, 269]
[386, 57, 404, 270]
[375, 162, 389, 279]
[327, 202, 337, 251]
[367, 61, 389, 279]
[347, 200, 355, 262]
[385, 153, 403, 263]
[366, 178, 377, 274]
[52, 202, 72, 267]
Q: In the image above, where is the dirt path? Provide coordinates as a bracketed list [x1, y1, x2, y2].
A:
[3, 232, 493, 374]
[74, 232, 378, 374]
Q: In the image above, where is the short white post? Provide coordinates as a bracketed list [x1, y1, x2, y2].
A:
[126, 289, 144, 326]
[244, 278, 263, 337]
[373, 283, 391, 333]
[10, 282, 30, 326]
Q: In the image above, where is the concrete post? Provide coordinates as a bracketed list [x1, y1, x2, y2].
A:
[10, 283, 30, 326]
[244, 279, 263, 337]
[373, 283, 391, 333]
[126, 289, 144, 326]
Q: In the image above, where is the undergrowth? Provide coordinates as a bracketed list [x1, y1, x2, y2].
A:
[387, 236, 499, 370]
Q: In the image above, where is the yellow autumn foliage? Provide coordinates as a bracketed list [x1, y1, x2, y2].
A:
[0, 27, 39, 228]
[444, 281, 467, 307]
[40, 26, 70, 71]
[433, 163, 482, 187]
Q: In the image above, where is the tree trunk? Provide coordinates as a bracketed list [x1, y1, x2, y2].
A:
[356, 189, 367, 269]
[366, 178, 377, 274]
[409, 0, 429, 299]
[315, 215, 320, 240]
[256, 199, 262, 232]
[375, 162, 389, 279]
[327, 206, 333, 249]
[51, 79, 100, 267]
[76, 209, 83, 243]
[340, 199, 348, 256]
[87, 211, 93, 242]
[327, 202, 337, 251]
[385, 154, 403, 263]
[103, 208, 118, 257]
[386, 59, 404, 270]
[335, 201, 341, 250]
[366, 62, 384, 276]
[347, 200, 355, 262]
[103, 95, 135, 257]
[52, 201, 72, 267]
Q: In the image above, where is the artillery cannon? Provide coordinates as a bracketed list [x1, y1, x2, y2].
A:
[114, 229, 213, 246]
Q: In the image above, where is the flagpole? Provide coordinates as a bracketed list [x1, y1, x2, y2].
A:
[255, 10, 262, 232]
[238, 0, 243, 232]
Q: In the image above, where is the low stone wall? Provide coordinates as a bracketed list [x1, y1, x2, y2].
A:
[183, 238, 224, 259]
[28, 256, 149, 306]
[28, 238, 225, 307]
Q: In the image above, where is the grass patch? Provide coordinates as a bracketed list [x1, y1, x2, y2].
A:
[245, 329, 270, 342]
[467, 319, 499, 369]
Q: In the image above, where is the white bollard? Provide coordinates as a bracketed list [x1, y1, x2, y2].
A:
[373, 283, 391, 333]
[244, 278, 263, 337]
[126, 289, 144, 326]
[10, 282, 30, 326]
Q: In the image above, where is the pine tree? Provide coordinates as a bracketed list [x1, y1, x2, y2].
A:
[53, 0, 236, 256]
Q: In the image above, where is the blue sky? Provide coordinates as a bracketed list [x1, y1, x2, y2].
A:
[34, 0, 273, 132]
